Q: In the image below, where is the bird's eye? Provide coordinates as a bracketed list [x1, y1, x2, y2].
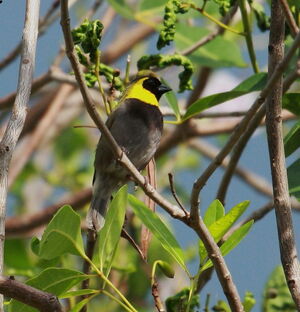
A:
[143, 77, 161, 90]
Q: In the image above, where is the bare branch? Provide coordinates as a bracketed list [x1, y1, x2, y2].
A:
[0, 276, 62, 312]
[190, 27, 300, 219]
[266, 0, 300, 307]
[0, 0, 40, 309]
[6, 188, 91, 237]
[189, 139, 273, 198]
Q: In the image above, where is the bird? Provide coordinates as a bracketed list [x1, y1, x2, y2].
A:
[87, 72, 171, 232]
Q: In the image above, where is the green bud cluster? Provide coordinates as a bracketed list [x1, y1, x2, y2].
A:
[72, 20, 124, 91]
[157, 0, 190, 50]
[138, 54, 194, 92]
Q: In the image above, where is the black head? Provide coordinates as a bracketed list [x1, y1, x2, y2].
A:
[142, 77, 172, 100]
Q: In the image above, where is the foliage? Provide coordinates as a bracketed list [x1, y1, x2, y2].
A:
[262, 266, 296, 311]
[2, 0, 300, 311]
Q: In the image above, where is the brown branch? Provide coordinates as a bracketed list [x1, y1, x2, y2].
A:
[5, 188, 91, 237]
[0, 276, 62, 312]
[266, 0, 300, 307]
[181, 2, 238, 57]
[189, 139, 273, 198]
[215, 64, 299, 204]
[189, 218, 244, 311]
[0, 0, 61, 72]
[168, 173, 189, 216]
[8, 84, 74, 188]
[101, 23, 156, 64]
[0, 1, 40, 309]
[279, 0, 299, 37]
[190, 26, 300, 219]
[0, 71, 52, 111]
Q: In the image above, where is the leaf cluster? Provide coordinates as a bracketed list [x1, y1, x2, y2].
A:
[138, 54, 194, 92]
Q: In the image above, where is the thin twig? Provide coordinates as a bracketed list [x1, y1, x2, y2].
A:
[266, 0, 300, 307]
[238, 0, 259, 73]
[8, 84, 74, 188]
[189, 218, 244, 311]
[190, 27, 300, 220]
[215, 64, 299, 204]
[0, 276, 62, 312]
[0, 1, 40, 309]
[168, 173, 189, 216]
[279, 0, 299, 37]
[181, 3, 238, 57]
[189, 139, 273, 198]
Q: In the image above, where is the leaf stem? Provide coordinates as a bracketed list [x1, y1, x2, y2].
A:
[95, 50, 111, 115]
[238, 0, 260, 73]
[185, 3, 244, 36]
[83, 255, 138, 312]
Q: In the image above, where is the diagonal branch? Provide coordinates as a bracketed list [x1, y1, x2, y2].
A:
[190, 27, 300, 219]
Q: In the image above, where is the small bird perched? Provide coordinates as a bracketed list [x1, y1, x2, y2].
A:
[87, 72, 171, 232]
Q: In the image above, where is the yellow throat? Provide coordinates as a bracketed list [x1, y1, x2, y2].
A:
[124, 77, 159, 107]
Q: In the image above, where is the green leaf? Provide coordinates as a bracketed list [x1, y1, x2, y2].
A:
[69, 297, 93, 312]
[183, 73, 267, 121]
[203, 199, 225, 227]
[128, 195, 189, 274]
[162, 78, 181, 121]
[284, 120, 300, 157]
[9, 268, 87, 312]
[137, 0, 168, 18]
[94, 185, 128, 276]
[263, 266, 296, 311]
[212, 300, 231, 312]
[199, 200, 250, 263]
[107, 0, 135, 19]
[283, 93, 300, 116]
[39, 205, 85, 259]
[4, 239, 33, 270]
[156, 260, 175, 278]
[287, 159, 300, 200]
[243, 291, 256, 312]
[201, 220, 253, 271]
[166, 288, 200, 312]
[175, 24, 247, 68]
[59, 289, 99, 298]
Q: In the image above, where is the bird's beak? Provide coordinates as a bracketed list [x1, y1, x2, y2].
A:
[158, 84, 172, 94]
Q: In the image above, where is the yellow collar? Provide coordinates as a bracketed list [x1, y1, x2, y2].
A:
[123, 77, 159, 107]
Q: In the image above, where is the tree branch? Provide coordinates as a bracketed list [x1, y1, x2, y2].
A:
[190, 27, 300, 219]
[265, 0, 300, 307]
[0, 0, 40, 309]
[0, 276, 62, 312]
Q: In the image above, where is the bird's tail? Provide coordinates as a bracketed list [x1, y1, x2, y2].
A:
[86, 195, 109, 232]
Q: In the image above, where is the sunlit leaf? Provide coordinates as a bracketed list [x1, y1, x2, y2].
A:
[284, 120, 300, 157]
[183, 73, 267, 120]
[199, 200, 249, 263]
[203, 199, 225, 227]
[201, 220, 253, 271]
[39, 205, 85, 259]
[94, 185, 128, 276]
[129, 195, 189, 274]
